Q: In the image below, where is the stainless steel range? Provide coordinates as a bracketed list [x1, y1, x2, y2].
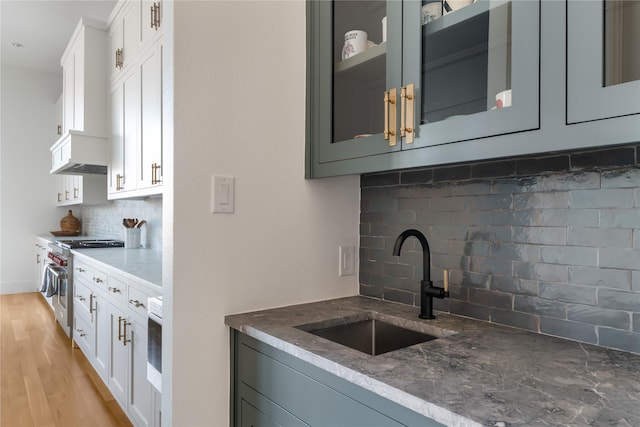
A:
[41, 238, 124, 337]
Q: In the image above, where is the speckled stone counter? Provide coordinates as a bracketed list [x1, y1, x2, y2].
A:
[225, 296, 640, 427]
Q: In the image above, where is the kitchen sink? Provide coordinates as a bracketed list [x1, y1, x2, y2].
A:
[297, 315, 440, 356]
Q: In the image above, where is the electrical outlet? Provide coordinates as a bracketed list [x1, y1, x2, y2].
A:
[339, 246, 355, 276]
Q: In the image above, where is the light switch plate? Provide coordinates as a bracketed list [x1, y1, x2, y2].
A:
[339, 246, 355, 276]
[212, 175, 235, 213]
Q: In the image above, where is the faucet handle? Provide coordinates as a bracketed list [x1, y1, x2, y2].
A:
[443, 269, 449, 292]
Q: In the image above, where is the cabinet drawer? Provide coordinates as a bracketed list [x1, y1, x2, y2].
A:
[107, 275, 127, 304]
[74, 259, 93, 284]
[74, 280, 93, 318]
[128, 285, 153, 318]
[74, 313, 95, 356]
[92, 268, 108, 292]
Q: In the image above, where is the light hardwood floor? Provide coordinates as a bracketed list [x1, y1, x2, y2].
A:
[0, 292, 131, 427]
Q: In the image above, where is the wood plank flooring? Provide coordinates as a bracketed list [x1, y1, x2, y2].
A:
[0, 292, 131, 427]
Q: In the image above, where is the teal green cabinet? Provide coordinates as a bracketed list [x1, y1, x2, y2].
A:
[306, 0, 540, 178]
[231, 331, 445, 427]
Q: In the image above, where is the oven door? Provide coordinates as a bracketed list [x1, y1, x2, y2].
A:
[147, 311, 162, 392]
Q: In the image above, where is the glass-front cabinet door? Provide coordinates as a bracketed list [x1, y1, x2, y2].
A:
[403, 0, 539, 150]
[307, 0, 540, 175]
[567, 0, 640, 124]
[312, 0, 403, 164]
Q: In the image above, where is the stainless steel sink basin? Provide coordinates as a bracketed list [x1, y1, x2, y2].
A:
[298, 316, 438, 356]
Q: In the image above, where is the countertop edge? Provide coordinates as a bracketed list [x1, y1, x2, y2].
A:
[228, 323, 481, 427]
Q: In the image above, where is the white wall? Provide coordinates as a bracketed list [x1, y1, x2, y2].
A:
[171, 1, 360, 425]
[0, 64, 64, 294]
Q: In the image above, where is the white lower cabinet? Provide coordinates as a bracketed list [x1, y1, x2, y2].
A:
[72, 254, 159, 427]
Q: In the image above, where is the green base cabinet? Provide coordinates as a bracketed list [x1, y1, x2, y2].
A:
[231, 331, 444, 427]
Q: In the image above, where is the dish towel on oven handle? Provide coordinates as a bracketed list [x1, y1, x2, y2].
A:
[40, 263, 59, 297]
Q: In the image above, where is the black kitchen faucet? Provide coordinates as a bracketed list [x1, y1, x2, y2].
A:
[392, 229, 449, 319]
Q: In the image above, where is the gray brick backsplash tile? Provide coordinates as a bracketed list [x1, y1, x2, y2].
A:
[416, 210, 450, 225]
[539, 317, 597, 344]
[469, 226, 512, 242]
[567, 305, 630, 329]
[514, 192, 570, 209]
[450, 300, 491, 321]
[571, 189, 635, 209]
[514, 262, 567, 282]
[360, 161, 640, 353]
[491, 308, 539, 332]
[601, 168, 640, 189]
[540, 246, 598, 267]
[599, 248, 640, 270]
[383, 288, 415, 306]
[398, 198, 431, 212]
[469, 288, 513, 309]
[450, 180, 493, 196]
[492, 242, 540, 262]
[468, 194, 513, 211]
[598, 289, 640, 311]
[513, 227, 567, 245]
[492, 276, 539, 296]
[539, 282, 597, 305]
[449, 210, 492, 226]
[382, 262, 414, 279]
[598, 328, 640, 354]
[514, 296, 566, 318]
[568, 227, 633, 248]
[535, 172, 600, 192]
[470, 257, 512, 277]
[539, 209, 600, 227]
[569, 266, 631, 290]
[599, 209, 640, 228]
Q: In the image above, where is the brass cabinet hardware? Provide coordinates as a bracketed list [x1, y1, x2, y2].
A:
[57, 125, 62, 136]
[73, 186, 79, 199]
[64, 190, 69, 201]
[129, 299, 144, 308]
[89, 294, 95, 314]
[400, 83, 415, 144]
[384, 88, 398, 147]
[122, 320, 131, 346]
[116, 173, 123, 191]
[151, 3, 161, 30]
[151, 163, 162, 185]
[57, 192, 62, 202]
[115, 48, 124, 69]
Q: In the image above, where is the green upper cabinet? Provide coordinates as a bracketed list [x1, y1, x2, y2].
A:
[306, 0, 540, 178]
[567, 0, 640, 124]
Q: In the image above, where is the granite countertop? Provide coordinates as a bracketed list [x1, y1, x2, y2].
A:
[72, 248, 162, 289]
[225, 296, 640, 427]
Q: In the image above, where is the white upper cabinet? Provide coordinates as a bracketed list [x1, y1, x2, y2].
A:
[107, 0, 163, 199]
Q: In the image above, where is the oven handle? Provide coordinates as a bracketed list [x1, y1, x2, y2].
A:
[47, 264, 67, 280]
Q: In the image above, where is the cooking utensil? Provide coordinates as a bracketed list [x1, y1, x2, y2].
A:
[136, 220, 146, 228]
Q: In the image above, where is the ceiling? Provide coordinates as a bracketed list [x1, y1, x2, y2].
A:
[1, 1, 116, 75]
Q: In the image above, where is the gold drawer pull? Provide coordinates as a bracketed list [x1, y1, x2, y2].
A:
[400, 83, 415, 144]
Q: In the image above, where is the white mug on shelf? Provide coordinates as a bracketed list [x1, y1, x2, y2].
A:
[495, 89, 512, 109]
[421, 2, 442, 25]
[443, 0, 474, 15]
[342, 30, 367, 60]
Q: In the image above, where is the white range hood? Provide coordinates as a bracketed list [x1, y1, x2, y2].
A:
[50, 131, 109, 175]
